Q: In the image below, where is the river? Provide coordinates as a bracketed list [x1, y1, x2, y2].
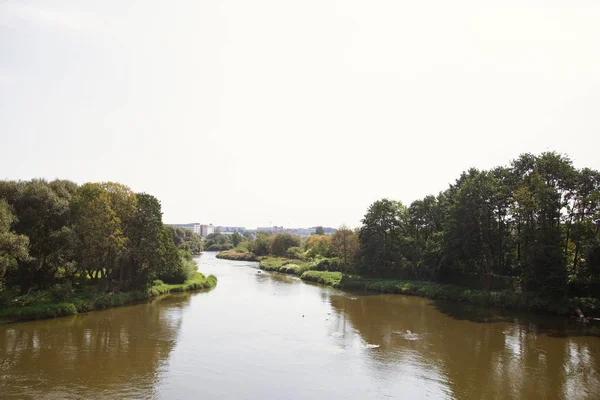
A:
[1, 252, 599, 399]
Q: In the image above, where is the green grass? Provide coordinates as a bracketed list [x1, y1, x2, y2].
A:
[0, 272, 217, 324]
[300, 271, 343, 287]
[216, 250, 258, 262]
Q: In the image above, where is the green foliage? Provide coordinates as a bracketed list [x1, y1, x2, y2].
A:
[304, 235, 331, 259]
[0, 179, 75, 291]
[49, 282, 73, 301]
[248, 232, 271, 256]
[314, 226, 325, 235]
[330, 226, 359, 273]
[270, 233, 302, 257]
[285, 246, 304, 260]
[308, 257, 341, 272]
[166, 225, 203, 254]
[258, 257, 309, 275]
[207, 243, 233, 252]
[0, 200, 29, 283]
[359, 199, 409, 277]
[353, 151, 599, 303]
[0, 272, 217, 323]
[231, 231, 243, 247]
[204, 233, 232, 252]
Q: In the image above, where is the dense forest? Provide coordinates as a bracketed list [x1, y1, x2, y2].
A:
[222, 152, 600, 301]
[0, 180, 199, 299]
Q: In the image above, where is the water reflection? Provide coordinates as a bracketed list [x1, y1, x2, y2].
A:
[328, 293, 600, 400]
[0, 294, 191, 399]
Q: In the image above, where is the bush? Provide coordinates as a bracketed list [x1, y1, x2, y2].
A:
[49, 282, 73, 301]
[308, 257, 342, 272]
[286, 246, 304, 260]
[279, 263, 309, 275]
[271, 233, 302, 256]
[0, 285, 19, 306]
[207, 243, 234, 252]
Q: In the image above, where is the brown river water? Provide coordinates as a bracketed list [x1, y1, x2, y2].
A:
[1, 252, 599, 399]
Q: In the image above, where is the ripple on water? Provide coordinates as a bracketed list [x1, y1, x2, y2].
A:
[393, 330, 424, 341]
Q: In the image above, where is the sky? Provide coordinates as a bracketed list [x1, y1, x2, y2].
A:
[1, 0, 599, 229]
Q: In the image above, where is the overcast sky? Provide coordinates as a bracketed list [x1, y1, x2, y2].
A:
[1, 0, 599, 228]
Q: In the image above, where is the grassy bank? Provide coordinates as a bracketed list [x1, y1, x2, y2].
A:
[0, 272, 217, 324]
[300, 271, 343, 287]
[216, 250, 257, 262]
[297, 271, 600, 317]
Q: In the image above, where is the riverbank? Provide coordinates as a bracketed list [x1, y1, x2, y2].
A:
[299, 271, 600, 317]
[250, 257, 600, 317]
[0, 272, 217, 324]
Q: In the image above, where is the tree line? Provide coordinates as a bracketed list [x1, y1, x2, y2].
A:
[358, 152, 600, 298]
[0, 179, 196, 295]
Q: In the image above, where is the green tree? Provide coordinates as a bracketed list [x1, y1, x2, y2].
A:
[71, 183, 126, 291]
[0, 200, 29, 284]
[157, 228, 187, 283]
[305, 234, 331, 258]
[0, 179, 75, 291]
[359, 199, 408, 277]
[314, 226, 325, 235]
[122, 193, 165, 289]
[330, 225, 359, 273]
[270, 233, 302, 256]
[232, 231, 242, 247]
[167, 226, 203, 254]
[443, 169, 507, 289]
[249, 231, 271, 256]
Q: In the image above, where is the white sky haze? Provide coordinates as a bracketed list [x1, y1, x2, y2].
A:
[1, 0, 599, 228]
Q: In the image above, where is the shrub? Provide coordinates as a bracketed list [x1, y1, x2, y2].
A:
[286, 246, 304, 260]
[271, 233, 302, 256]
[0, 285, 19, 306]
[49, 282, 73, 301]
[308, 257, 342, 272]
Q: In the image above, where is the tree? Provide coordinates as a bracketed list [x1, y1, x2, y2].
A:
[359, 199, 408, 277]
[270, 233, 302, 256]
[515, 170, 567, 296]
[167, 226, 203, 254]
[231, 231, 242, 247]
[0, 179, 75, 291]
[249, 231, 271, 256]
[123, 193, 164, 289]
[444, 169, 506, 289]
[330, 225, 359, 273]
[305, 234, 331, 258]
[314, 226, 325, 235]
[157, 228, 186, 283]
[71, 183, 126, 291]
[0, 200, 29, 284]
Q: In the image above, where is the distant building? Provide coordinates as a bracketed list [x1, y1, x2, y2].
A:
[216, 226, 246, 234]
[191, 223, 202, 236]
[200, 224, 215, 237]
[170, 223, 214, 237]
